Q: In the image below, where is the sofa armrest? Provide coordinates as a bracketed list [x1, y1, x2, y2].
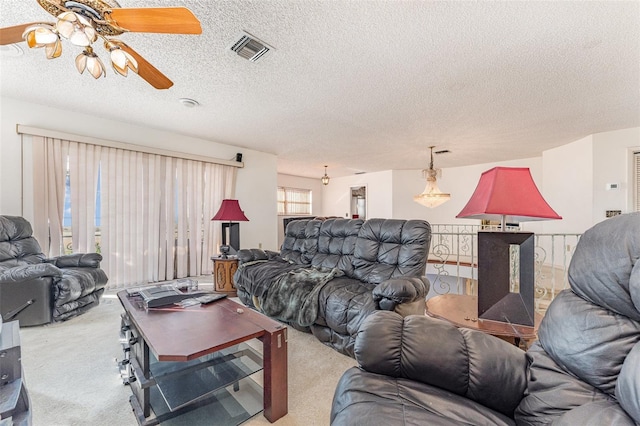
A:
[47, 253, 102, 268]
[237, 249, 279, 264]
[354, 310, 528, 418]
[372, 276, 428, 313]
[0, 263, 62, 283]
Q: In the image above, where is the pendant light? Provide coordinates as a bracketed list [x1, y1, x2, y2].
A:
[321, 165, 330, 185]
[413, 146, 451, 208]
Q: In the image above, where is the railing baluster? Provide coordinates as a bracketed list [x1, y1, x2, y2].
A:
[428, 225, 581, 314]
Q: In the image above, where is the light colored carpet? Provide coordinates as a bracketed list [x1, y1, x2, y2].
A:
[19, 288, 357, 426]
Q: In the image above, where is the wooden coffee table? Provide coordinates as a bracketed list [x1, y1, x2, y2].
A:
[118, 291, 287, 425]
[426, 294, 542, 347]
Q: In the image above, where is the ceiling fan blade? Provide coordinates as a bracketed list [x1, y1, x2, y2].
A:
[117, 42, 174, 90]
[0, 22, 40, 45]
[107, 7, 202, 34]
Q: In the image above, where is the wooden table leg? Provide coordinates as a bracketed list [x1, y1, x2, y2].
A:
[260, 327, 288, 422]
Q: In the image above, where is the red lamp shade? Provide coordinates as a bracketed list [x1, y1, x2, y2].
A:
[456, 167, 561, 223]
[211, 199, 249, 222]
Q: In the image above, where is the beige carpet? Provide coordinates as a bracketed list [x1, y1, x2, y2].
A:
[19, 288, 357, 426]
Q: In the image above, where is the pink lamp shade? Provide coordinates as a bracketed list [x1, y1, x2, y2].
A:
[211, 199, 249, 222]
[456, 167, 561, 224]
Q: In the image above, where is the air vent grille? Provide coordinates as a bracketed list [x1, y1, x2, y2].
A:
[229, 32, 272, 62]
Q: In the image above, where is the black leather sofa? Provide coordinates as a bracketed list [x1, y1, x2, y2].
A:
[331, 212, 640, 425]
[0, 215, 108, 326]
[234, 218, 432, 357]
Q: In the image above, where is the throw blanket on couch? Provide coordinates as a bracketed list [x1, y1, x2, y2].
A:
[258, 266, 344, 327]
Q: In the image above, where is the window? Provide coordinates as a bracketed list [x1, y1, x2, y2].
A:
[278, 187, 312, 215]
[29, 136, 235, 288]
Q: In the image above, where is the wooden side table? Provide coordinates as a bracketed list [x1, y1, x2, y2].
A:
[425, 294, 542, 348]
[211, 256, 239, 296]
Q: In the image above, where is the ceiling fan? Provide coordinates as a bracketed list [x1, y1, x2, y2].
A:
[0, 0, 202, 89]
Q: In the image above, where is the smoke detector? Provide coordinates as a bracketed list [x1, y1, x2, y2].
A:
[229, 31, 274, 62]
[179, 98, 199, 108]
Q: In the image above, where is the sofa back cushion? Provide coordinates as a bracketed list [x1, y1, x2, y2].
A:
[280, 219, 322, 265]
[355, 311, 528, 418]
[0, 215, 45, 271]
[352, 219, 430, 284]
[311, 218, 363, 276]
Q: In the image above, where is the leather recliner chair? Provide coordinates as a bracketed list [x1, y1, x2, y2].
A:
[331, 212, 640, 425]
[0, 215, 108, 326]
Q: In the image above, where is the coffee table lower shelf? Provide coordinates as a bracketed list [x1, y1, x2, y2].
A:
[128, 342, 265, 425]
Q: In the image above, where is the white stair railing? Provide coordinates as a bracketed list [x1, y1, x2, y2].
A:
[427, 224, 581, 313]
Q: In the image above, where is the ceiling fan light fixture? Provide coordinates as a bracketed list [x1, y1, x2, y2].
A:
[76, 47, 106, 79]
[44, 37, 63, 59]
[56, 11, 97, 46]
[105, 41, 138, 76]
[23, 24, 59, 48]
[4, 0, 202, 89]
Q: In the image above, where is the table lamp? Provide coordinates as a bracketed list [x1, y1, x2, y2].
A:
[456, 167, 561, 326]
[211, 199, 249, 258]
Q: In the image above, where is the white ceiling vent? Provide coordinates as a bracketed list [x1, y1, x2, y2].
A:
[229, 31, 273, 62]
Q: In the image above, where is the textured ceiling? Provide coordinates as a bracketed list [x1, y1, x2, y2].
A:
[1, 0, 639, 179]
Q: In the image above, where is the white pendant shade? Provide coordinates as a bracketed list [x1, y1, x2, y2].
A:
[413, 146, 451, 208]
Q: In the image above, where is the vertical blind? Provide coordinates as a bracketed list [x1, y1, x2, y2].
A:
[29, 135, 236, 288]
[635, 151, 640, 212]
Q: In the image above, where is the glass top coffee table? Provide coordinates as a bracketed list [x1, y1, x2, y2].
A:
[118, 290, 288, 425]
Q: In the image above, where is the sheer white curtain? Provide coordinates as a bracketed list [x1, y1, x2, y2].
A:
[30, 136, 236, 288]
[31, 136, 68, 256]
[100, 147, 148, 287]
[99, 149, 235, 288]
[68, 142, 100, 253]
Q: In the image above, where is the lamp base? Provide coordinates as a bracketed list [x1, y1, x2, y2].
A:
[478, 231, 535, 327]
[479, 293, 534, 326]
[220, 245, 230, 259]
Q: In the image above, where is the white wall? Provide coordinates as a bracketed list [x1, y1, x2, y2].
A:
[321, 170, 393, 219]
[0, 97, 279, 251]
[542, 135, 594, 234]
[592, 127, 640, 220]
[542, 127, 640, 234]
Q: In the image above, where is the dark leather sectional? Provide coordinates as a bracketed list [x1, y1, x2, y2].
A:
[234, 217, 432, 357]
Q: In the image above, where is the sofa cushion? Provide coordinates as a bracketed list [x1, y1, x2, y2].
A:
[280, 219, 322, 264]
[352, 219, 430, 284]
[0, 216, 46, 270]
[515, 341, 617, 425]
[311, 218, 363, 276]
[331, 368, 516, 426]
[354, 311, 527, 418]
[537, 289, 640, 396]
[615, 341, 640, 423]
[568, 212, 640, 321]
[315, 276, 376, 336]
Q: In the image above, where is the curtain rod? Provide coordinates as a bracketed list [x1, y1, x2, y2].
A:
[16, 124, 244, 168]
